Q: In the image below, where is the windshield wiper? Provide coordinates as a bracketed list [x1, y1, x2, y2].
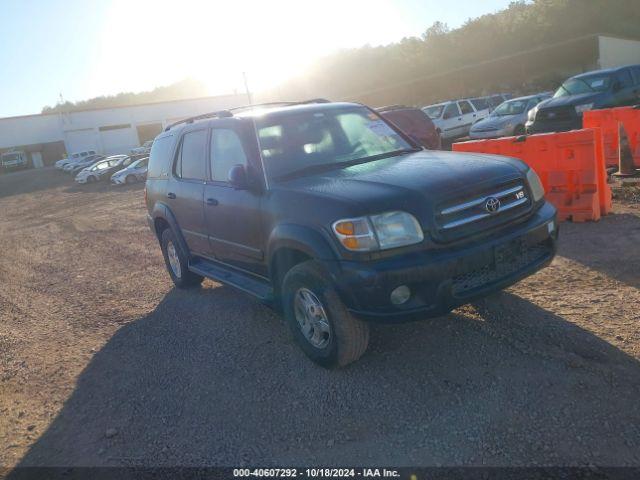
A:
[274, 148, 421, 182]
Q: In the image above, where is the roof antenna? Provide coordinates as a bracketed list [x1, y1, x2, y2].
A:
[242, 72, 253, 106]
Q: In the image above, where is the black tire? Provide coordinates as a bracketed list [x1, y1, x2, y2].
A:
[125, 175, 135, 184]
[513, 124, 525, 136]
[87, 175, 96, 183]
[160, 228, 203, 288]
[281, 261, 369, 368]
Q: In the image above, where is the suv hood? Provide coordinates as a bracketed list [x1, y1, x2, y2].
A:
[539, 92, 602, 108]
[276, 150, 526, 217]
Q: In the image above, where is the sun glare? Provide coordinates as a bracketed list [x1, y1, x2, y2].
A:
[87, 0, 408, 99]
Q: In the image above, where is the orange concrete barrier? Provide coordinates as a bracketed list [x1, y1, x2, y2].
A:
[453, 128, 611, 222]
[583, 106, 640, 167]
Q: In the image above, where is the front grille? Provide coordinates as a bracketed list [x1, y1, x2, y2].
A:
[452, 240, 552, 296]
[436, 181, 531, 242]
[537, 106, 576, 122]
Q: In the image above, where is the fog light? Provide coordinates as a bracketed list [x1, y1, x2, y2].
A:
[390, 285, 411, 305]
[547, 220, 555, 234]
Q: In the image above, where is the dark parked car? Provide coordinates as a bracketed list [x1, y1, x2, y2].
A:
[377, 105, 441, 149]
[145, 100, 557, 367]
[526, 64, 640, 134]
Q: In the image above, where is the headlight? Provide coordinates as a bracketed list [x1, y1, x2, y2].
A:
[527, 107, 537, 122]
[575, 103, 593, 114]
[526, 168, 545, 202]
[332, 211, 423, 252]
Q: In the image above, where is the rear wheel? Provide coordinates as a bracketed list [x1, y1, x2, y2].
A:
[160, 228, 203, 288]
[281, 261, 369, 368]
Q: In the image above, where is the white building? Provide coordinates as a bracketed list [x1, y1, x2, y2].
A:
[0, 93, 247, 166]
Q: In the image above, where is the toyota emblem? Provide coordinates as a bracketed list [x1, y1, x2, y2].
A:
[485, 197, 501, 213]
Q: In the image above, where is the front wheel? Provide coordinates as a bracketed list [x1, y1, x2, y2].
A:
[160, 228, 203, 288]
[281, 261, 369, 368]
[125, 175, 136, 184]
[513, 124, 526, 136]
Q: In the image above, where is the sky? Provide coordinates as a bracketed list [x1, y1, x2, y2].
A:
[0, 0, 515, 118]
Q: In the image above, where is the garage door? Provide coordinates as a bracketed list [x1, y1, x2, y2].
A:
[99, 124, 138, 155]
[65, 129, 99, 155]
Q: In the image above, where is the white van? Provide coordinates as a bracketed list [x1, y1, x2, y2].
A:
[54, 150, 97, 170]
[1, 150, 29, 170]
[422, 99, 490, 140]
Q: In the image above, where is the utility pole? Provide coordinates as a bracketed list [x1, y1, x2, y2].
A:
[242, 72, 253, 105]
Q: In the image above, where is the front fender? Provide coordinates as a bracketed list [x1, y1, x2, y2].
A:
[267, 223, 339, 263]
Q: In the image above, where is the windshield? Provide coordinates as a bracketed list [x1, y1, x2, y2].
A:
[554, 74, 611, 97]
[422, 104, 444, 119]
[493, 99, 530, 116]
[130, 158, 147, 169]
[256, 106, 414, 181]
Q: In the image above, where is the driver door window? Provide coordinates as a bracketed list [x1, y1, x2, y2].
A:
[210, 128, 248, 182]
[442, 103, 462, 137]
[443, 103, 459, 120]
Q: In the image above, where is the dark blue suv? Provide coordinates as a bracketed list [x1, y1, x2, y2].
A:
[145, 100, 558, 367]
[526, 64, 640, 134]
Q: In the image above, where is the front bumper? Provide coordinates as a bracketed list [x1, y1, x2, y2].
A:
[469, 128, 509, 139]
[328, 202, 557, 322]
[526, 117, 581, 134]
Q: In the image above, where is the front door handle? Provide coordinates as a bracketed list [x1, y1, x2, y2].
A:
[206, 198, 219, 206]
[167, 192, 176, 199]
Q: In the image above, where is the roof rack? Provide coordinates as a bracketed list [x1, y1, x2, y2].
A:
[163, 98, 333, 131]
[164, 110, 233, 131]
[229, 98, 331, 113]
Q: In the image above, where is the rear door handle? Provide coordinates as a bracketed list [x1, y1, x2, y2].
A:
[206, 198, 219, 206]
[167, 192, 176, 199]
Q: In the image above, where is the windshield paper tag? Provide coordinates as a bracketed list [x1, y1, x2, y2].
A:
[367, 120, 394, 136]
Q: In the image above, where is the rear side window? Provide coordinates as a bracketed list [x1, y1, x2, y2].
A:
[489, 96, 503, 108]
[458, 101, 473, 114]
[210, 129, 248, 182]
[616, 69, 633, 88]
[470, 98, 488, 110]
[175, 129, 207, 180]
[147, 135, 174, 179]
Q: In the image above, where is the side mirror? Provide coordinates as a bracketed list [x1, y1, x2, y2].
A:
[228, 164, 249, 189]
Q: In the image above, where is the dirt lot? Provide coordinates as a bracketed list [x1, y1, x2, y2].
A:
[1, 168, 640, 469]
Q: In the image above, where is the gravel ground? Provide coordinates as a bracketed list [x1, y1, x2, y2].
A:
[1, 168, 639, 469]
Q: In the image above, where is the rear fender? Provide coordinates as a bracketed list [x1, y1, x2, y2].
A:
[151, 202, 191, 258]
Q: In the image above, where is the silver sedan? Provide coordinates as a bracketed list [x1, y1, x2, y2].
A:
[469, 93, 550, 139]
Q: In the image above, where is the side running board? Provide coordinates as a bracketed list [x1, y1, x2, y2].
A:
[188, 257, 274, 302]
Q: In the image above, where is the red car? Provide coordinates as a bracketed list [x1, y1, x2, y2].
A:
[377, 105, 442, 150]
